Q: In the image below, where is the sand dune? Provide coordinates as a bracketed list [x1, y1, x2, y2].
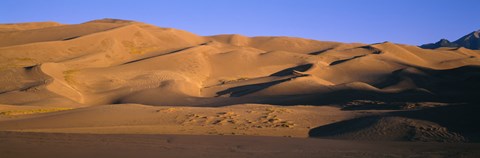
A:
[1, 19, 478, 107]
[1, 19, 480, 157]
[0, 22, 63, 32]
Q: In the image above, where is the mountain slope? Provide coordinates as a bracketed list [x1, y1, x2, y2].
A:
[421, 30, 480, 50]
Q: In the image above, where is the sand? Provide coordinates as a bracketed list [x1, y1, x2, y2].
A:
[2, 131, 480, 158]
[1, 18, 480, 157]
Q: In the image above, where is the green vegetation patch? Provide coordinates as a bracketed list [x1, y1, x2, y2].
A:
[0, 108, 73, 116]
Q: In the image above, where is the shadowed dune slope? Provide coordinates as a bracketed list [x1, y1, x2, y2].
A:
[310, 102, 480, 142]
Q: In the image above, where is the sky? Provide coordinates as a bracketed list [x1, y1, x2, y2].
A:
[1, 0, 479, 45]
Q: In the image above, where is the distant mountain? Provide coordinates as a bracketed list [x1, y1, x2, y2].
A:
[453, 30, 480, 49]
[420, 30, 480, 50]
[420, 39, 459, 49]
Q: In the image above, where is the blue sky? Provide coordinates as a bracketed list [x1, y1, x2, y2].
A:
[1, 0, 478, 45]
